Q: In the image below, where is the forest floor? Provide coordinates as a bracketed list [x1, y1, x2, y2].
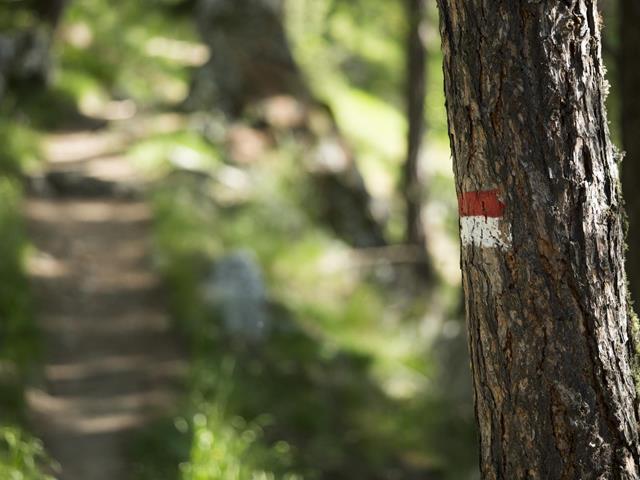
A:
[22, 115, 188, 480]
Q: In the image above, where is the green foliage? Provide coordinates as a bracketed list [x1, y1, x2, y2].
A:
[0, 180, 42, 479]
[0, 108, 40, 374]
[0, 117, 40, 176]
[0, 180, 35, 369]
[0, 427, 55, 480]
[58, 0, 199, 105]
[285, 0, 451, 239]
[286, 0, 408, 189]
[130, 131, 223, 179]
[181, 407, 301, 480]
[0, 99, 46, 480]
[0, 182, 47, 480]
[287, 0, 405, 103]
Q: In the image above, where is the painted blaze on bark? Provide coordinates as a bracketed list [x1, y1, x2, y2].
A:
[437, 1, 640, 478]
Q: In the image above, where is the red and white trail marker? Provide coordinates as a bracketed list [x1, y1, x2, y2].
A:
[458, 189, 512, 249]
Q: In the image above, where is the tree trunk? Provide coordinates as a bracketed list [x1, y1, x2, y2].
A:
[620, 0, 640, 309]
[0, 32, 50, 99]
[436, 1, 640, 478]
[403, 0, 432, 278]
[188, 0, 386, 248]
[34, 0, 67, 27]
[0, 0, 65, 99]
[188, 0, 307, 115]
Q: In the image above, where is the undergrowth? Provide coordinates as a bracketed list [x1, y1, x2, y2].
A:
[128, 128, 476, 479]
[0, 108, 48, 478]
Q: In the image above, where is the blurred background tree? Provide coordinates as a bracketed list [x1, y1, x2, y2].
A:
[402, 0, 433, 280]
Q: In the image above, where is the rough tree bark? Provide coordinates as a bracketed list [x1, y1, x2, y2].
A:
[403, 0, 433, 278]
[620, 0, 640, 309]
[437, 0, 640, 478]
[188, 0, 386, 248]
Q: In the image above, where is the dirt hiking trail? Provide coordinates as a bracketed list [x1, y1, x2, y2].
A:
[23, 116, 187, 480]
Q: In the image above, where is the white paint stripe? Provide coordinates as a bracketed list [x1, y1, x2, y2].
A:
[460, 216, 512, 249]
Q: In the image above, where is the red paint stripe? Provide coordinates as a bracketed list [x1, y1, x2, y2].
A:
[458, 189, 505, 217]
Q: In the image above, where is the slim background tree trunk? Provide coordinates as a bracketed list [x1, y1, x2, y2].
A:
[35, 0, 67, 28]
[404, 0, 427, 247]
[437, 0, 640, 477]
[620, 0, 640, 309]
[403, 0, 433, 278]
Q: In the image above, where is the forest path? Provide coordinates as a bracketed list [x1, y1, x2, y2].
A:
[23, 114, 188, 480]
